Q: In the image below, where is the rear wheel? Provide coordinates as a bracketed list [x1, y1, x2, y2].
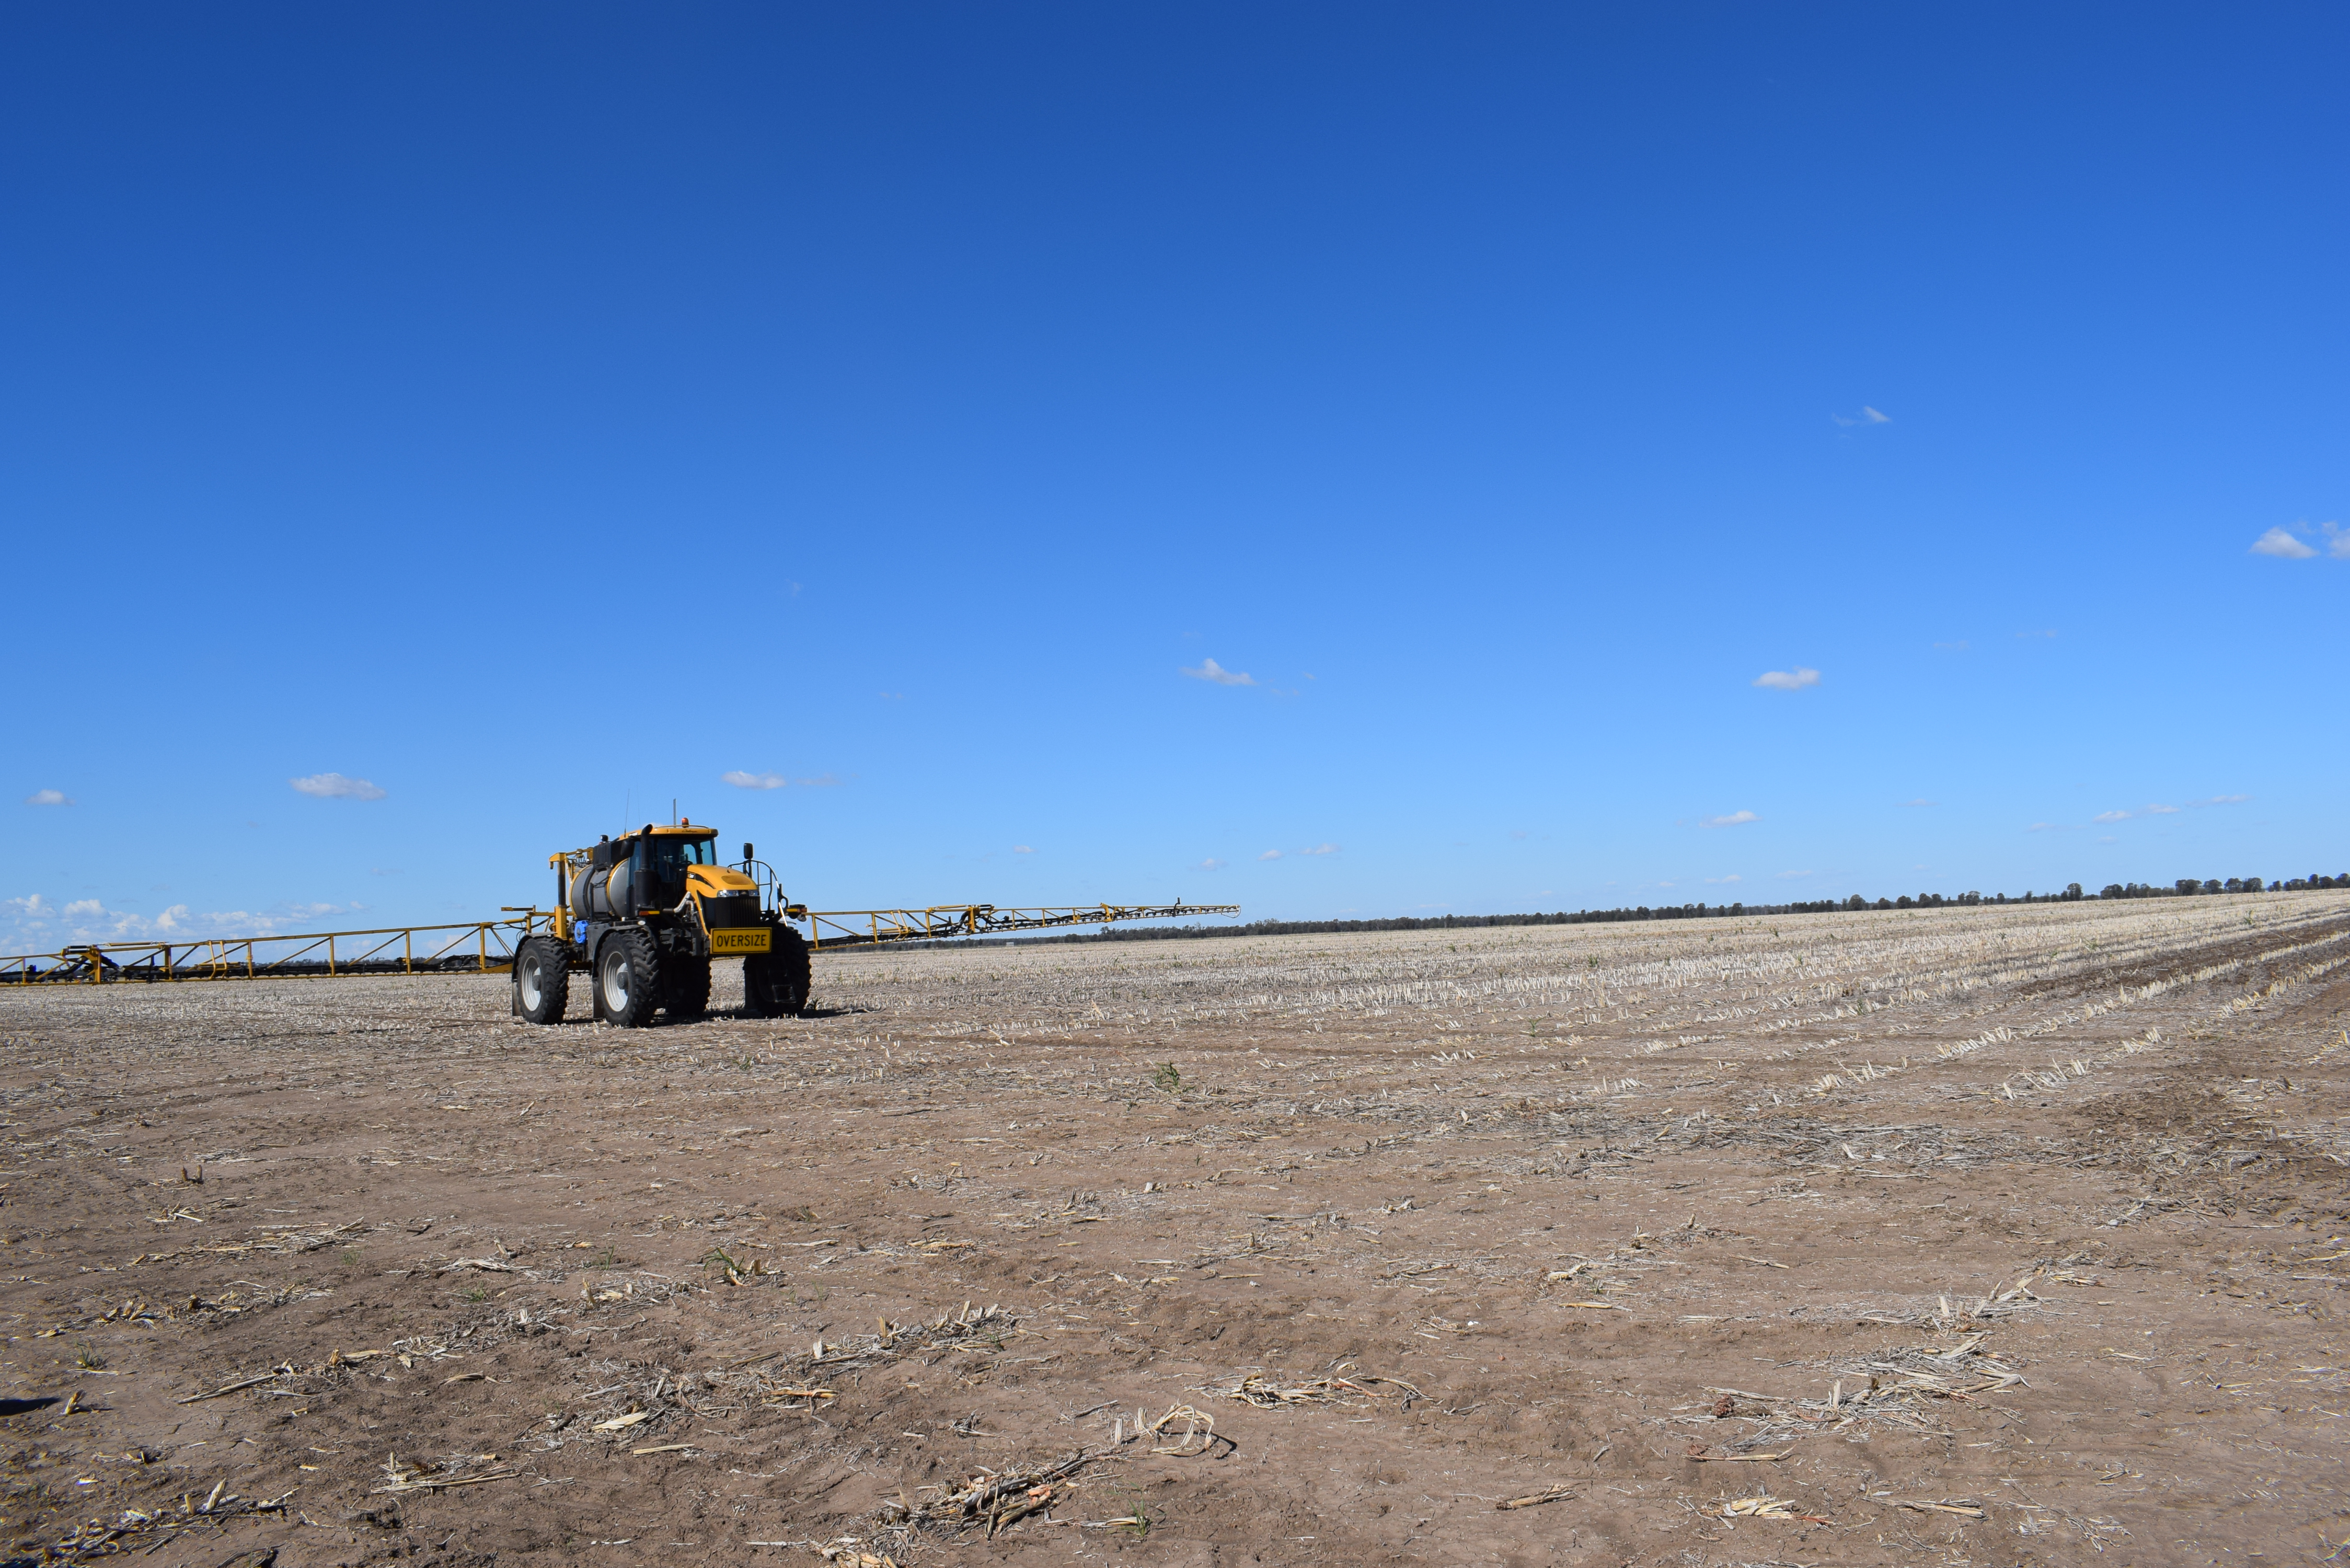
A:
[513, 937, 569, 1025]
[595, 929, 660, 1028]
[665, 954, 711, 1019]
[742, 927, 811, 1017]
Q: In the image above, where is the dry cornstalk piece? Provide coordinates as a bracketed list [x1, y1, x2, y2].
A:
[885, 1449, 1098, 1535]
[765, 1386, 837, 1407]
[1559, 1300, 1626, 1311]
[1498, 1484, 1575, 1510]
[590, 1410, 651, 1432]
[1692, 1450, 1790, 1462]
[1894, 1498, 1987, 1518]
[1210, 1372, 1421, 1409]
[373, 1452, 521, 1495]
[172, 1372, 280, 1405]
[748, 1301, 1013, 1381]
[1143, 1403, 1229, 1456]
[1722, 1494, 1830, 1521]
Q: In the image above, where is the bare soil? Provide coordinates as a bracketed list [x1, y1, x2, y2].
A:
[3, 894, 2347, 1567]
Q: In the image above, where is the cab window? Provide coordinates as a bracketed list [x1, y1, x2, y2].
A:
[647, 836, 717, 878]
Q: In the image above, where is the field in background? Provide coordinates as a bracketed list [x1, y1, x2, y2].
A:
[2, 893, 2346, 1565]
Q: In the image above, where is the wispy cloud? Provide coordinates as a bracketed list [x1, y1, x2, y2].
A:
[723, 770, 840, 789]
[3, 894, 362, 948]
[1013, 845, 1034, 855]
[2017, 629, 2058, 640]
[24, 789, 72, 806]
[1700, 810, 1759, 828]
[2331, 523, 2350, 559]
[1704, 873, 1743, 884]
[2028, 822, 2062, 832]
[1182, 658, 1257, 687]
[2251, 526, 2318, 560]
[1932, 640, 1970, 652]
[1753, 667, 1821, 691]
[2093, 809, 2132, 823]
[1299, 843, 1340, 856]
[1258, 849, 1283, 861]
[1898, 798, 1936, 808]
[1831, 406, 1892, 427]
[290, 773, 385, 800]
[2186, 793, 2250, 808]
[1776, 869, 1814, 880]
[1197, 858, 1226, 871]
[2144, 803, 2180, 815]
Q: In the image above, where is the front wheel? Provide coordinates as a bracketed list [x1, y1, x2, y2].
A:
[742, 928, 811, 1018]
[513, 937, 569, 1025]
[595, 929, 660, 1028]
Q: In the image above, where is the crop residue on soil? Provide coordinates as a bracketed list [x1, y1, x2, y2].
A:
[2, 892, 2346, 1565]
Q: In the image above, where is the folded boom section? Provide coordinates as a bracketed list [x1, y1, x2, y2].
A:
[0, 903, 1240, 983]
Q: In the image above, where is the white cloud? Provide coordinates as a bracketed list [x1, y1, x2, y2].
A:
[1013, 845, 1034, 855]
[723, 770, 839, 789]
[1832, 406, 1893, 427]
[2093, 810, 2132, 823]
[2251, 526, 2317, 559]
[1198, 858, 1226, 871]
[1258, 849, 1283, 861]
[290, 773, 385, 800]
[2029, 822, 2059, 832]
[2330, 523, 2350, 559]
[24, 789, 72, 806]
[1753, 667, 1821, 691]
[1898, 798, 1936, 808]
[2187, 793, 2250, 807]
[1704, 873, 1743, 884]
[1700, 810, 1759, 828]
[1182, 658, 1257, 687]
[1299, 843, 1340, 856]
[2, 893, 363, 949]
[2144, 803, 2180, 815]
[1776, 869, 1814, 880]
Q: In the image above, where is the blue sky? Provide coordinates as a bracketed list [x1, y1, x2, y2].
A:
[5, 5, 2345, 949]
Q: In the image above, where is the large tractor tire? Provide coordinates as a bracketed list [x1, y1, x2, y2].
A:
[664, 955, 711, 1020]
[742, 928, 811, 1018]
[594, 929, 661, 1028]
[512, 937, 569, 1025]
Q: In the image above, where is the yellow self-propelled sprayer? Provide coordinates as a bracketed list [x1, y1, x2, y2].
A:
[1, 819, 1238, 1026]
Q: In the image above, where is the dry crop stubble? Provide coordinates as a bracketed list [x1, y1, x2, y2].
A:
[0, 892, 2344, 1563]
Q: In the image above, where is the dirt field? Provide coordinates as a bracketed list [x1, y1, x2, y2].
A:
[2, 894, 2347, 1567]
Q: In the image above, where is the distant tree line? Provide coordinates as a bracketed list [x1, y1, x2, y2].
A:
[950, 873, 2348, 948]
